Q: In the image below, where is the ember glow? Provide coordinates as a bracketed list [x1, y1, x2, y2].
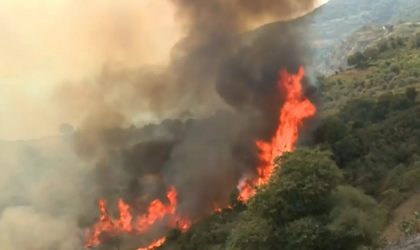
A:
[85, 186, 191, 249]
[239, 67, 317, 202]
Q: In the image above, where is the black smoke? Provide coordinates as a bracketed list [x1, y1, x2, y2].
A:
[72, 0, 319, 245]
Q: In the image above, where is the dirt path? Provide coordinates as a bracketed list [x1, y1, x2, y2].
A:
[383, 192, 420, 242]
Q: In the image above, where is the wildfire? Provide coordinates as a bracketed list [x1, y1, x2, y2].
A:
[238, 67, 317, 202]
[85, 66, 316, 250]
[85, 186, 191, 249]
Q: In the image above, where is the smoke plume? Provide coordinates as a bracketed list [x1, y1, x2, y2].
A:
[0, 1, 323, 249]
[57, 0, 319, 247]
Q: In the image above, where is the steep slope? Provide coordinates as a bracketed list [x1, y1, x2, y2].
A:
[158, 33, 420, 250]
[314, 34, 420, 247]
[318, 29, 420, 115]
[311, 0, 420, 74]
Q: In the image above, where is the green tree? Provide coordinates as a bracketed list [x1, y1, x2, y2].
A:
[228, 149, 385, 250]
[340, 99, 375, 123]
[347, 52, 368, 69]
[390, 64, 401, 75]
[377, 40, 389, 52]
[413, 33, 420, 49]
[284, 217, 329, 250]
[328, 186, 387, 249]
[227, 213, 274, 250]
[364, 47, 380, 59]
[390, 95, 411, 111]
[405, 87, 418, 103]
[314, 117, 348, 146]
[333, 135, 364, 166]
[271, 149, 343, 218]
[247, 149, 343, 223]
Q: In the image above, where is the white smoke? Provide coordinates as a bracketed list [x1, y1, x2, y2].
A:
[0, 137, 97, 249]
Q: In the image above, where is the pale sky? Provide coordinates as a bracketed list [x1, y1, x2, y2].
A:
[0, 0, 329, 140]
[0, 0, 181, 140]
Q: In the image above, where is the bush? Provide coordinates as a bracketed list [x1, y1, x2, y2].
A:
[390, 64, 401, 74]
[333, 136, 364, 166]
[390, 96, 411, 111]
[348, 52, 368, 69]
[412, 33, 420, 49]
[284, 217, 329, 250]
[378, 40, 389, 52]
[314, 117, 348, 146]
[364, 47, 380, 59]
[328, 186, 387, 249]
[227, 213, 274, 250]
[380, 189, 407, 209]
[405, 87, 418, 103]
[396, 168, 420, 192]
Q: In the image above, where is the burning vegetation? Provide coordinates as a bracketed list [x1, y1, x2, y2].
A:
[238, 67, 316, 202]
[85, 187, 190, 249]
[85, 67, 316, 249]
[75, 0, 320, 249]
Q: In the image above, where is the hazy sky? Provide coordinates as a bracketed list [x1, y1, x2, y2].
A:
[0, 0, 328, 140]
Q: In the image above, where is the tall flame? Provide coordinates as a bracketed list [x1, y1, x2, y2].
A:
[239, 67, 317, 202]
[85, 186, 191, 249]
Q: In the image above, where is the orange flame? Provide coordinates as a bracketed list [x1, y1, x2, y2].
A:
[239, 67, 317, 202]
[85, 186, 191, 249]
[137, 237, 166, 250]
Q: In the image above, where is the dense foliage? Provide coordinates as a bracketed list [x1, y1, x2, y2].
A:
[321, 29, 420, 114]
[315, 90, 420, 209]
[163, 150, 387, 250]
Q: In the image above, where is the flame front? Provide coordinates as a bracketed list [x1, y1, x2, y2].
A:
[85, 66, 316, 249]
[85, 186, 191, 249]
[239, 67, 317, 202]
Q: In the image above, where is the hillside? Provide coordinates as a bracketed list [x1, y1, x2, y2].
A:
[316, 27, 420, 246]
[319, 29, 420, 116]
[157, 30, 420, 250]
[312, 0, 420, 41]
[314, 22, 420, 75]
[311, 0, 420, 74]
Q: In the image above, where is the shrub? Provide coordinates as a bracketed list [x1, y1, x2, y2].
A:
[390, 64, 401, 74]
[348, 52, 368, 69]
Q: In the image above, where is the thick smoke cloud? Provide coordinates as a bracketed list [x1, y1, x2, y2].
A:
[0, 1, 321, 249]
[0, 138, 95, 249]
[55, 0, 320, 247]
